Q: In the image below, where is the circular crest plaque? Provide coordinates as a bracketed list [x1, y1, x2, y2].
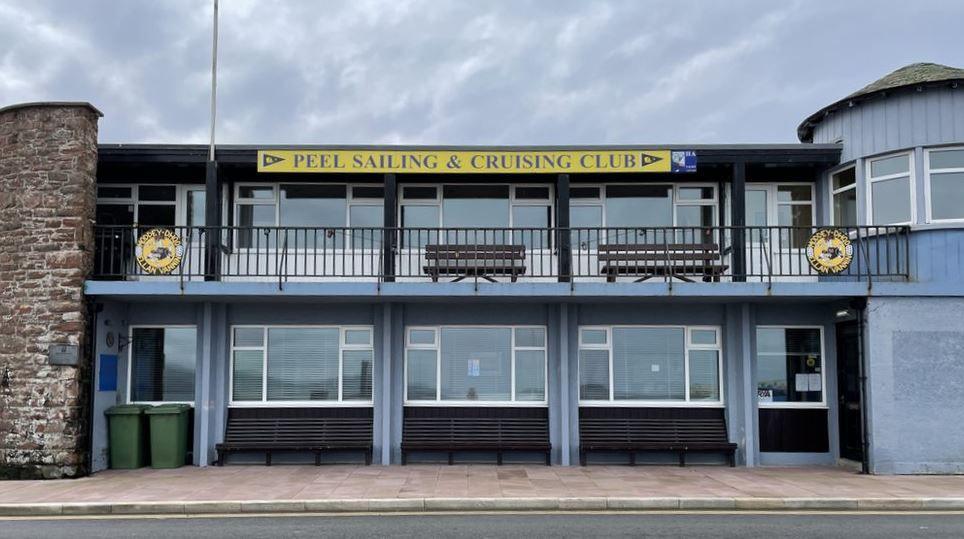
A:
[806, 228, 853, 274]
[135, 228, 184, 275]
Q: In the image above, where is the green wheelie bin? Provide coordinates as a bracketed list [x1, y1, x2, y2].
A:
[146, 404, 192, 468]
[105, 404, 151, 469]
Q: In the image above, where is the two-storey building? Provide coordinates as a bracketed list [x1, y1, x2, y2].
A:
[2, 62, 962, 478]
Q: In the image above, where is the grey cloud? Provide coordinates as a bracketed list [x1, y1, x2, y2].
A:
[1, 0, 961, 144]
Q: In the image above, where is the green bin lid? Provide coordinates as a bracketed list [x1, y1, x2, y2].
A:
[105, 404, 152, 415]
[145, 403, 193, 415]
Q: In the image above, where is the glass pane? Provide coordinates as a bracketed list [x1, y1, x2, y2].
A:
[266, 328, 339, 401]
[930, 149, 964, 170]
[612, 327, 685, 400]
[280, 185, 347, 248]
[745, 190, 768, 227]
[342, 349, 373, 400]
[871, 154, 910, 177]
[580, 329, 607, 345]
[442, 185, 510, 230]
[776, 185, 812, 202]
[234, 327, 264, 347]
[514, 327, 545, 347]
[690, 329, 717, 345]
[344, 328, 371, 345]
[930, 172, 964, 220]
[96, 204, 134, 226]
[232, 350, 264, 401]
[571, 186, 600, 199]
[138, 185, 177, 202]
[570, 205, 604, 251]
[675, 205, 715, 245]
[440, 327, 511, 401]
[677, 186, 714, 201]
[511, 205, 551, 249]
[833, 189, 858, 226]
[406, 349, 437, 400]
[187, 190, 206, 228]
[515, 349, 545, 401]
[777, 204, 812, 249]
[238, 186, 274, 199]
[130, 328, 197, 402]
[402, 186, 437, 199]
[352, 186, 384, 199]
[605, 185, 673, 239]
[832, 168, 856, 190]
[872, 176, 911, 224]
[408, 329, 436, 345]
[348, 204, 383, 249]
[689, 350, 720, 401]
[756, 327, 822, 404]
[401, 205, 440, 248]
[515, 186, 550, 199]
[237, 205, 277, 248]
[579, 348, 609, 400]
[137, 205, 176, 227]
[98, 186, 132, 199]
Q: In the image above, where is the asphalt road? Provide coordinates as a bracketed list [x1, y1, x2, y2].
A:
[2, 513, 963, 538]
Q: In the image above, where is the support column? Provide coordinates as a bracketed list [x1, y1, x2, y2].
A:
[731, 161, 747, 281]
[195, 303, 213, 466]
[740, 303, 757, 466]
[557, 304, 570, 465]
[204, 160, 221, 280]
[379, 303, 393, 464]
[382, 174, 397, 282]
[556, 174, 571, 281]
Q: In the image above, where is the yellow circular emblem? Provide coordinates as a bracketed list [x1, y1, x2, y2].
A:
[135, 228, 184, 275]
[806, 228, 853, 274]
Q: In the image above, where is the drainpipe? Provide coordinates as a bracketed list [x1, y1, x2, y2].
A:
[853, 298, 870, 474]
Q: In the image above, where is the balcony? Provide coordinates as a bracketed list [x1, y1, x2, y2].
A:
[91, 225, 910, 287]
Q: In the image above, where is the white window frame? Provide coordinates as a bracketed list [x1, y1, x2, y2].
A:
[924, 146, 964, 224]
[126, 324, 198, 406]
[228, 324, 375, 407]
[865, 151, 916, 226]
[828, 165, 857, 227]
[755, 325, 826, 409]
[398, 183, 554, 228]
[403, 325, 549, 407]
[97, 184, 182, 225]
[577, 325, 724, 408]
[569, 183, 718, 229]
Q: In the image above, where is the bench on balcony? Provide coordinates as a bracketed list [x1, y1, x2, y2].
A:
[401, 407, 551, 465]
[598, 243, 727, 282]
[215, 407, 373, 466]
[423, 244, 526, 282]
[579, 407, 736, 466]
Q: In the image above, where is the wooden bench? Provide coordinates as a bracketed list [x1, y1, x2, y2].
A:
[423, 244, 526, 282]
[598, 243, 727, 282]
[215, 408, 373, 466]
[401, 407, 551, 465]
[579, 408, 736, 466]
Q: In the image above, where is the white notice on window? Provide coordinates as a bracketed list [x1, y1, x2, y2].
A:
[808, 373, 822, 392]
[794, 373, 810, 392]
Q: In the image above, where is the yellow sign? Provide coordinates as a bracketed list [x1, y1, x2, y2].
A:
[257, 149, 697, 174]
[806, 228, 853, 274]
[135, 228, 184, 275]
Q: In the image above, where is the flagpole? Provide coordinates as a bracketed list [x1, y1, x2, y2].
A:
[204, 0, 220, 287]
[209, 0, 219, 160]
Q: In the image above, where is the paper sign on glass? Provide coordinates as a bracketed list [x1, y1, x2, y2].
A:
[795, 373, 810, 392]
[468, 359, 481, 377]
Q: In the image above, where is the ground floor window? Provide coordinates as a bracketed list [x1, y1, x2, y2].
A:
[578, 326, 722, 404]
[128, 326, 197, 403]
[405, 326, 547, 404]
[756, 326, 824, 406]
[230, 326, 374, 404]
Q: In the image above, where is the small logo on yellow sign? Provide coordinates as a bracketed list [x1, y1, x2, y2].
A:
[135, 228, 184, 275]
[806, 228, 853, 274]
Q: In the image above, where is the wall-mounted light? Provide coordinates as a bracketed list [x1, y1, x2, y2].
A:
[836, 309, 853, 319]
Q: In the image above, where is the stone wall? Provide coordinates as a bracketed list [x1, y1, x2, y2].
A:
[0, 102, 101, 478]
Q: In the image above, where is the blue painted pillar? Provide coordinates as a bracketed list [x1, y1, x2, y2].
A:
[378, 303, 394, 465]
[557, 304, 570, 465]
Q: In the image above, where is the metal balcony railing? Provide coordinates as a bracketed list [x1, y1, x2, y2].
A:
[91, 225, 911, 286]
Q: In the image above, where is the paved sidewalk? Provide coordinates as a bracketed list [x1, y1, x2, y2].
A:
[1, 465, 963, 515]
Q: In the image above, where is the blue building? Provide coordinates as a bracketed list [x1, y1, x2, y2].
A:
[81, 63, 964, 475]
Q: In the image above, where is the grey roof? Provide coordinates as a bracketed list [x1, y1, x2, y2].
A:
[797, 63, 964, 142]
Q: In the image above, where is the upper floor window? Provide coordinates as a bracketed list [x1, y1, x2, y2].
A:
[926, 147, 964, 222]
[867, 152, 914, 225]
[234, 184, 383, 249]
[830, 166, 857, 227]
[578, 326, 722, 405]
[97, 184, 181, 227]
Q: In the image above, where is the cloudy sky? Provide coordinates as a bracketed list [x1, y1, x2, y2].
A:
[1, 0, 961, 145]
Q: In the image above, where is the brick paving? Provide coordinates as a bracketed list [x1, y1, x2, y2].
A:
[1, 465, 963, 504]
